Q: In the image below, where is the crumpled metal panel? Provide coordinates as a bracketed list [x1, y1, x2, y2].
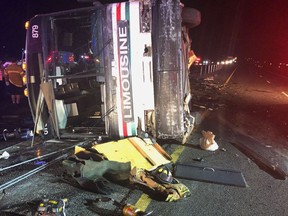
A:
[152, 0, 184, 139]
[102, 5, 119, 138]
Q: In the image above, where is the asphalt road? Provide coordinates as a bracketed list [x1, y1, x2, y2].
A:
[211, 61, 288, 178]
[0, 62, 288, 215]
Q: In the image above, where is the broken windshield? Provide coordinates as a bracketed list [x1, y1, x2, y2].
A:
[43, 8, 105, 81]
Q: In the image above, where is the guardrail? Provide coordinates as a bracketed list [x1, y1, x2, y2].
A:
[190, 58, 237, 80]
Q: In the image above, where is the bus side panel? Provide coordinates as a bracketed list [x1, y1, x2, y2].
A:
[152, 0, 184, 139]
[105, 2, 153, 138]
[129, 2, 154, 135]
[113, 3, 134, 138]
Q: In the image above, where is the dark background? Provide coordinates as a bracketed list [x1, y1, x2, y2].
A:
[0, 0, 288, 62]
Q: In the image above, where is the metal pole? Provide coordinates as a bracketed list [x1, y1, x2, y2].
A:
[0, 139, 91, 172]
[0, 154, 67, 191]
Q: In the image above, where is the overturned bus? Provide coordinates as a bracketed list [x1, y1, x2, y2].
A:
[23, 0, 201, 143]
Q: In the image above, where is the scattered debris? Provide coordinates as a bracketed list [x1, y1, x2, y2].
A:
[2, 129, 20, 141]
[85, 197, 153, 216]
[193, 157, 205, 162]
[221, 148, 227, 152]
[203, 76, 214, 81]
[193, 147, 227, 162]
[192, 104, 206, 109]
[35, 198, 68, 216]
[61, 137, 190, 202]
[122, 203, 152, 216]
[199, 130, 219, 151]
[34, 160, 47, 165]
[130, 165, 191, 202]
[0, 140, 91, 172]
[0, 151, 10, 160]
[1, 128, 33, 141]
[189, 78, 224, 111]
[62, 154, 131, 195]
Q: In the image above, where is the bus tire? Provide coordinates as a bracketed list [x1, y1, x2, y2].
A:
[182, 7, 201, 28]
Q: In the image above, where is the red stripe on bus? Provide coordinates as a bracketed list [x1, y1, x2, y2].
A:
[123, 122, 128, 137]
[116, 3, 121, 21]
[116, 3, 128, 137]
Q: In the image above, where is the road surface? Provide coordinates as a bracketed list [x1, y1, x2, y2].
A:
[0, 61, 288, 215]
[190, 61, 288, 179]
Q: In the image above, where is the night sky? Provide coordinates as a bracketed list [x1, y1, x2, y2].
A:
[185, 0, 288, 62]
[1, 0, 288, 62]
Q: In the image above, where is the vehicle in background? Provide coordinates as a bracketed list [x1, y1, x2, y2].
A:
[23, 0, 201, 143]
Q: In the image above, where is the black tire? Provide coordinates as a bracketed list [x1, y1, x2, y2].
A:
[182, 7, 201, 28]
